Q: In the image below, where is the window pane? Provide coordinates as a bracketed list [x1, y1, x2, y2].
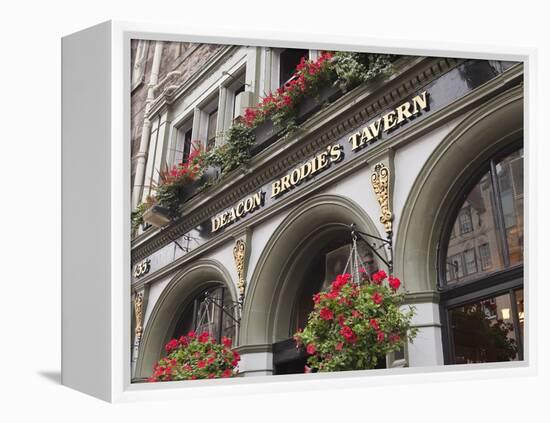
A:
[464, 249, 477, 275]
[458, 207, 473, 234]
[279, 49, 308, 86]
[207, 109, 218, 150]
[172, 286, 234, 343]
[496, 149, 524, 266]
[444, 171, 505, 285]
[183, 128, 192, 162]
[478, 243, 492, 270]
[450, 293, 520, 363]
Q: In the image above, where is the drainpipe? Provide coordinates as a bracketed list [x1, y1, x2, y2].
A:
[132, 41, 164, 209]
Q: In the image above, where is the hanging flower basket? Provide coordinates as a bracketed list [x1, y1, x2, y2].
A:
[294, 268, 417, 373]
[147, 332, 240, 382]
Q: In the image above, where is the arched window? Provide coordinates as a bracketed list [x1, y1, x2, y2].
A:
[438, 145, 524, 364]
[172, 285, 238, 344]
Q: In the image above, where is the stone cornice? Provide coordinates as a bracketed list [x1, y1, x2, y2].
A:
[132, 57, 520, 264]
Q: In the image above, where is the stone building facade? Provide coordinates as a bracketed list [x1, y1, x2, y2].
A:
[130, 40, 524, 381]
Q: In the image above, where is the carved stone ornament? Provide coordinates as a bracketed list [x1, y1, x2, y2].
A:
[233, 239, 247, 298]
[371, 162, 393, 234]
[133, 291, 144, 342]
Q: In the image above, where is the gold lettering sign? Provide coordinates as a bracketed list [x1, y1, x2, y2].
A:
[348, 91, 429, 151]
[209, 91, 430, 234]
[271, 144, 344, 199]
[211, 191, 265, 233]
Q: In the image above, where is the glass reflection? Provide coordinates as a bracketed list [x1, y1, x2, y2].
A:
[450, 294, 519, 363]
[496, 149, 524, 266]
[445, 171, 505, 284]
[172, 286, 236, 344]
[444, 149, 524, 285]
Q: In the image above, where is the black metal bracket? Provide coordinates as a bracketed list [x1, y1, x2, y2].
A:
[350, 223, 393, 274]
[200, 291, 241, 326]
[167, 232, 200, 253]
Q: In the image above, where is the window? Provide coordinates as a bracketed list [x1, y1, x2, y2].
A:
[182, 128, 192, 163]
[172, 285, 237, 344]
[233, 83, 246, 120]
[279, 48, 308, 87]
[464, 248, 477, 275]
[458, 207, 474, 234]
[169, 118, 194, 168]
[449, 291, 522, 364]
[439, 145, 524, 365]
[206, 108, 218, 151]
[196, 95, 219, 151]
[478, 243, 492, 270]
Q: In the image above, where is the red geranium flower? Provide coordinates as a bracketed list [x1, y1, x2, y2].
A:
[372, 270, 387, 284]
[338, 314, 346, 327]
[340, 326, 357, 343]
[319, 307, 334, 321]
[165, 339, 178, 353]
[388, 276, 401, 291]
[197, 360, 206, 369]
[370, 318, 380, 331]
[221, 336, 232, 348]
[306, 343, 317, 355]
[335, 342, 344, 351]
[187, 331, 196, 339]
[372, 292, 383, 305]
[198, 332, 210, 343]
[377, 331, 385, 343]
[326, 291, 338, 300]
[389, 333, 401, 343]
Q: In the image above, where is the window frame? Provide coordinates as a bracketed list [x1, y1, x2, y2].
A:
[437, 140, 524, 365]
[169, 116, 194, 168]
[171, 283, 236, 345]
[439, 270, 524, 364]
[437, 140, 523, 290]
[269, 48, 315, 92]
[457, 206, 474, 235]
[194, 93, 221, 151]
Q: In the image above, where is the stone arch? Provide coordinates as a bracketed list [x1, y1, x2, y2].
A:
[135, 259, 236, 378]
[394, 86, 523, 293]
[240, 193, 383, 348]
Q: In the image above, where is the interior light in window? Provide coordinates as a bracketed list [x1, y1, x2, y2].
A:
[501, 308, 510, 320]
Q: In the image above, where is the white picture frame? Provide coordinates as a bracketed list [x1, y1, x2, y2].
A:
[61, 20, 536, 403]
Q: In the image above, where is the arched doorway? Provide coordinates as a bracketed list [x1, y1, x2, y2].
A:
[240, 194, 385, 375]
[135, 259, 237, 379]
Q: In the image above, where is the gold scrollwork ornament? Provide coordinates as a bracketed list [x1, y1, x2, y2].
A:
[133, 292, 144, 342]
[233, 239, 246, 298]
[371, 163, 393, 234]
